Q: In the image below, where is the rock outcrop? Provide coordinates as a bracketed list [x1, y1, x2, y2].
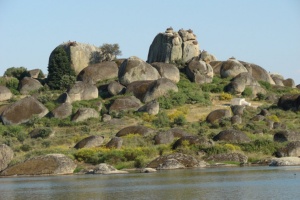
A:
[1, 96, 48, 125]
[147, 28, 200, 63]
[0, 86, 12, 102]
[186, 59, 214, 84]
[50, 103, 72, 119]
[74, 135, 104, 149]
[18, 77, 43, 95]
[146, 153, 207, 169]
[213, 129, 251, 143]
[0, 154, 77, 176]
[151, 62, 180, 83]
[77, 61, 118, 84]
[118, 56, 160, 86]
[116, 125, 155, 137]
[71, 108, 99, 122]
[0, 144, 14, 171]
[67, 81, 98, 102]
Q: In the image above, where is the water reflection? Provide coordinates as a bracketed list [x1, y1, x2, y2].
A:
[1, 166, 300, 200]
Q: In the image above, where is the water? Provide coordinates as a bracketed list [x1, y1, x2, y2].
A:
[1, 166, 300, 200]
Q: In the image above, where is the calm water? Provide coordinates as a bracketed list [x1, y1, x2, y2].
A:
[1, 166, 300, 200]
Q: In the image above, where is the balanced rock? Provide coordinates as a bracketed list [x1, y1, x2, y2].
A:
[109, 96, 142, 115]
[154, 128, 190, 145]
[220, 58, 248, 78]
[77, 61, 118, 84]
[146, 153, 207, 169]
[207, 153, 248, 164]
[186, 59, 214, 84]
[116, 125, 155, 137]
[18, 77, 43, 95]
[108, 81, 125, 96]
[0, 86, 12, 102]
[74, 135, 104, 149]
[213, 129, 251, 143]
[67, 81, 98, 102]
[72, 108, 99, 122]
[277, 94, 300, 111]
[137, 100, 159, 115]
[0, 154, 77, 176]
[1, 96, 48, 125]
[0, 144, 14, 171]
[105, 137, 123, 149]
[143, 78, 178, 103]
[93, 163, 128, 174]
[273, 130, 300, 142]
[118, 56, 160, 86]
[50, 102, 72, 119]
[151, 62, 180, 83]
[206, 109, 231, 124]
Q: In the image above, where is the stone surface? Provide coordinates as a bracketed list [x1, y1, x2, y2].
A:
[271, 74, 284, 86]
[0, 86, 12, 102]
[143, 78, 178, 103]
[105, 137, 123, 149]
[186, 59, 214, 84]
[213, 129, 251, 143]
[1, 96, 48, 125]
[18, 77, 43, 95]
[277, 94, 300, 111]
[126, 80, 155, 101]
[137, 100, 159, 115]
[206, 109, 231, 124]
[118, 56, 160, 86]
[273, 131, 300, 142]
[109, 96, 142, 115]
[67, 81, 98, 102]
[107, 81, 125, 96]
[210, 61, 223, 75]
[154, 128, 190, 145]
[0, 144, 14, 172]
[207, 153, 248, 164]
[146, 153, 207, 169]
[282, 78, 296, 88]
[50, 102, 72, 119]
[0, 154, 77, 176]
[77, 61, 118, 84]
[285, 141, 300, 157]
[102, 114, 112, 122]
[141, 168, 157, 173]
[231, 105, 245, 116]
[172, 136, 213, 149]
[231, 115, 242, 125]
[199, 50, 217, 63]
[269, 157, 300, 166]
[28, 69, 42, 78]
[74, 135, 104, 149]
[56, 92, 72, 103]
[93, 163, 128, 174]
[29, 127, 55, 139]
[151, 62, 180, 83]
[116, 125, 155, 137]
[72, 108, 99, 122]
[220, 58, 248, 78]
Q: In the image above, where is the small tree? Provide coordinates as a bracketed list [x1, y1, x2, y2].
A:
[100, 43, 122, 61]
[4, 67, 29, 80]
[47, 46, 76, 90]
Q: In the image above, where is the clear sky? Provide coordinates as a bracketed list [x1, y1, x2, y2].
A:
[1, 0, 300, 84]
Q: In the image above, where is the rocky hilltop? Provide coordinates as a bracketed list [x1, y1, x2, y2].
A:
[0, 27, 300, 176]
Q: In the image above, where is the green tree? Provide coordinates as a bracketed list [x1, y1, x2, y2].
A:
[4, 67, 29, 80]
[100, 43, 122, 61]
[47, 46, 76, 90]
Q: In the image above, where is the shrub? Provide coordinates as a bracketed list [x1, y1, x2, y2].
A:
[173, 114, 187, 126]
[4, 67, 29, 80]
[219, 92, 232, 100]
[20, 144, 32, 152]
[152, 111, 170, 128]
[259, 81, 271, 90]
[256, 92, 266, 101]
[242, 87, 253, 97]
[47, 46, 76, 90]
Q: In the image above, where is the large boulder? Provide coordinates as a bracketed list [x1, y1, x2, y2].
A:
[231, 105, 245, 116]
[138, 100, 159, 115]
[0, 154, 77, 176]
[213, 129, 251, 143]
[226, 72, 263, 94]
[172, 136, 213, 149]
[107, 81, 125, 96]
[18, 77, 43, 95]
[154, 128, 190, 145]
[77, 61, 118, 84]
[199, 50, 217, 63]
[206, 109, 231, 124]
[143, 78, 178, 103]
[1, 96, 48, 125]
[118, 56, 160, 86]
[220, 58, 248, 78]
[210, 61, 223, 75]
[147, 28, 199, 63]
[239, 61, 275, 85]
[271, 74, 284, 86]
[50, 102, 72, 119]
[0, 144, 14, 171]
[116, 125, 155, 137]
[273, 131, 300, 142]
[146, 153, 207, 169]
[67, 81, 98, 102]
[105, 137, 123, 149]
[277, 94, 300, 111]
[56, 42, 110, 75]
[74, 135, 104, 149]
[207, 153, 248, 164]
[126, 80, 154, 101]
[282, 78, 296, 88]
[0, 86, 12, 102]
[109, 96, 142, 115]
[151, 62, 180, 83]
[285, 141, 300, 157]
[93, 163, 128, 174]
[186, 59, 214, 84]
[71, 108, 99, 122]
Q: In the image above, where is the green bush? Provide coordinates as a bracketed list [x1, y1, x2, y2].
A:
[152, 111, 170, 128]
[47, 46, 76, 90]
[242, 87, 253, 97]
[173, 114, 187, 126]
[4, 67, 29, 80]
[259, 81, 271, 90]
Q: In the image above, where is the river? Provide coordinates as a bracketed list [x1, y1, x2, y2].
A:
[1, 166, 300, 200]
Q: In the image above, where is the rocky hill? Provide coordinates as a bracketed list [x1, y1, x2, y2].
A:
[0, 28, 300, 176]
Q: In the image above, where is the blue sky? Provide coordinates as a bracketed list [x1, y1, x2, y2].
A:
[1, 0, 300, 84]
